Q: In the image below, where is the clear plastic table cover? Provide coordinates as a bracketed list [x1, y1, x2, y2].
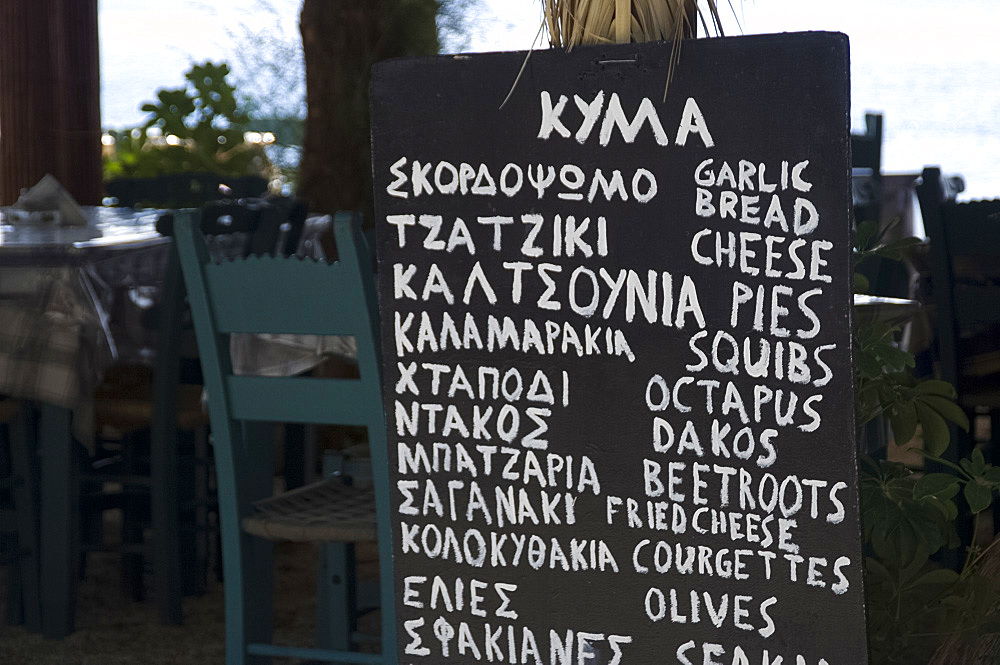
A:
[0, 207, 164, 408]
[0, 207, 350, 411]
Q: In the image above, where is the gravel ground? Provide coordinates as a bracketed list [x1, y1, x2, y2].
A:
[0, 537, 379, 664]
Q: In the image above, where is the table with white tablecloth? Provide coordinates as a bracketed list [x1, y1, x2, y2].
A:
[0, 205, 350, 637]
[0, 206, 168, 637]
[0, 207, 167, 411]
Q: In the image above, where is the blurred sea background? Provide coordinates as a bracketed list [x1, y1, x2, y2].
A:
[100, 0, 1000, 200]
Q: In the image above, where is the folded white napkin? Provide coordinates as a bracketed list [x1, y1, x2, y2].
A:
[10, 174, 88, 226]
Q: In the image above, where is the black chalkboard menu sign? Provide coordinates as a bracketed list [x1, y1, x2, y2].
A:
[371, 31, 868, 665]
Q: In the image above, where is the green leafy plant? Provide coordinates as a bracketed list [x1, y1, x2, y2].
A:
[103, 61, 270, 180]
[863, 452, 1000, 663]
[853, 219, 964, 456]
[855, 219, 1000, 664]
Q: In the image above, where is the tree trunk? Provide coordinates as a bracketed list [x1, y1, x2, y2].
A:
[0, 0, 102, 205]
[297, 0, 438, 223]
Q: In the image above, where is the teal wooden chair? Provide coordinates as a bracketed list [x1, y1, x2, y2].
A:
[172, 209, 395, 665]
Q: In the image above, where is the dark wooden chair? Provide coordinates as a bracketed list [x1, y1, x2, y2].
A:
[917, 167, 1000, 421]
[852, 112, 883, 220]
[174, 209, 396, 665]
[86, 197, 307, 624]
[852, 114, 883, 173]
[851, 113, 907, 299]
[917, 167, 1000, 556]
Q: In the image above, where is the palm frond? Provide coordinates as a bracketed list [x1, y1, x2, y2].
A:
[541, 0, 730, 98]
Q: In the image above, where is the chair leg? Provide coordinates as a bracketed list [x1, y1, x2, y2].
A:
[316, 542, 357, 651]
[37, 403, 76, 638]
[78, 461, 103, 580]
[222, 421, 274, 665]
[2, 436, 25, 624]
[192, 425, 210, 595]
[284, 424, 305, 491]
[151, 248, 185, 624]
[317, 452, 357, 651]
[303, 424, 316, 486]
[121, 431, 145, 602]
[179, 428, 203, 597]
[221, 502, 253, 665]
[8, 405, 40, 633]
[2, 422, 23, 626]
[5, 549, 25, 626]
[241, 535, 274, 665]
[152, 408, 182, 623]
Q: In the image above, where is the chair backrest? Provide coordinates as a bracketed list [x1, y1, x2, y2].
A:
[106, 172, 268, 209]
[851, 113, 883, 224]
[147, 198, 307, 386]
[156, 197, 307, 259]
[173, 207, 384, 422]
[851, 112, 883, 177]
[267, 196, 309, 257]
[172, 205, 389, 511]
[917, 166, 1000, 389]
[850, 114, 906, 296]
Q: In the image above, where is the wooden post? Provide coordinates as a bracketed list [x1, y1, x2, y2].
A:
[0, 0, 102, 206]
[297, 0, 438, 220]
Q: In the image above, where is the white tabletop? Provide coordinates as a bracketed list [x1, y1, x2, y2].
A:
[0, 206, 167, 260]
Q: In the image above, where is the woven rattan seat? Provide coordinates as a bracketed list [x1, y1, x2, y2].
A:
[95, 380, 209, 433]
[242, 478, 376, 543]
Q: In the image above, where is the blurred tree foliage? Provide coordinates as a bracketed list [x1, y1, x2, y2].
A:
[103, 61, 269, 180]
[297, 0, 481, 222]
[438, 0, 485, 52]
[225, 0, 308, 186]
